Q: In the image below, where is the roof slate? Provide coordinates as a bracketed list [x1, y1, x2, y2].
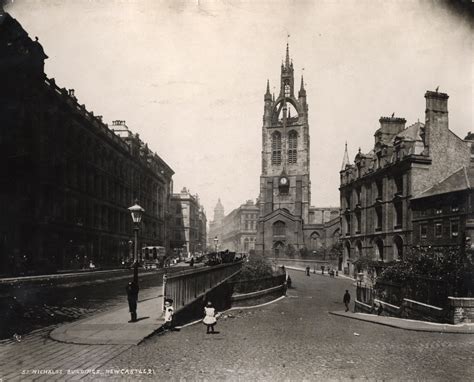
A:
[412, 166, 474, 199]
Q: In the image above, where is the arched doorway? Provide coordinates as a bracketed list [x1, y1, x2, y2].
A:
[393, 235, 403, 260]
[273, 241, 284, 257]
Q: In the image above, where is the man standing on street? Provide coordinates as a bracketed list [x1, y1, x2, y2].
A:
[343, 290, 351, 312]
[126, 281, 139, 322]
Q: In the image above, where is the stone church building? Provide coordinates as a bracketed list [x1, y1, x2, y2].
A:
[255, 45, 340, 257]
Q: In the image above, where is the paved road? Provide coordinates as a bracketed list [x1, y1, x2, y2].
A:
[101, 269, 473, 381]
[1, 269, 473, 381]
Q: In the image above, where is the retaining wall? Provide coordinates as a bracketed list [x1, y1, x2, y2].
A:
[448, 297, 474, 324]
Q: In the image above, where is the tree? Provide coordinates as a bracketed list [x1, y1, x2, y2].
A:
[376, 246, 473, 298]
[285, 244, 296, 258]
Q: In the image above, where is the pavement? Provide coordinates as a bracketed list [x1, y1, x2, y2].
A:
[330, 310, 474, 333]
[49, 286, 165, 345]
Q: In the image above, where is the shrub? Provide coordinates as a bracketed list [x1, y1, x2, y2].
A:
[238, 253, 273, 280]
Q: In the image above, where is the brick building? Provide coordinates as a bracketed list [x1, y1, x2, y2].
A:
[411, 166, 474, 249]
[170, 188, 207, 258]
[0, 12, 174, 275]
[339, 90, 472, 276]
[255, 44, 340, 256]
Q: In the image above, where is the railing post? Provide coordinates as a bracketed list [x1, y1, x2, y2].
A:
[162, 273, 167, 312]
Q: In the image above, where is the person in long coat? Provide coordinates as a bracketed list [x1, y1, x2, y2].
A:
[343, 289, 351, 312]
[203, 301, 217, 334]
[126, 281, 139, 322]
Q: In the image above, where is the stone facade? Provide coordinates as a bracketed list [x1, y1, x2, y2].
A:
[208, 199, 258, 254]
[255, 45, 340, 257]
[170, 188, 207, 258]
[340, 90, 472, 277]
[0, 13, 174, 275]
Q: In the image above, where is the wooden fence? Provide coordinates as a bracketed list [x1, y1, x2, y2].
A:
[163, 262, 242, 312]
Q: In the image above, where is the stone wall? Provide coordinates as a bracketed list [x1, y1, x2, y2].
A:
[448, 297, 474, 324]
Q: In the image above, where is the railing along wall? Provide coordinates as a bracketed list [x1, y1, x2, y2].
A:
[163, 262, 242, 312]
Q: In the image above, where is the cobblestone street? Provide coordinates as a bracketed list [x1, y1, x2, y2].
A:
[102, 270, 473, 381]
[1, 270, 473, 381]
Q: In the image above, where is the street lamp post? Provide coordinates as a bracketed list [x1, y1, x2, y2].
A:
[128, 200, 145, 285]
[214, 236, 218, 254]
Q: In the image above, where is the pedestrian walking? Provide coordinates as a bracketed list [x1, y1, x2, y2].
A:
[343, 289, 351, 312]
[163, 298, 174, 330]
[203, 301, 218, 334]
[126, 281, 139, 322]
[306, 266, 310, 276]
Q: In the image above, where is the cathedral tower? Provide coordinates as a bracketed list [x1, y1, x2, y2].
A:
[256, 45, 311, 256]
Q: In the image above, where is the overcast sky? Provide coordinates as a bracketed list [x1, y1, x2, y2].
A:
[6, 0, 472, 220]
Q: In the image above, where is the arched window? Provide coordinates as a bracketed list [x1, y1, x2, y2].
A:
[375, 239, 384, 261]
[310, 232, 321, 250]
[271, 132, 282, 165]
[393, 236, 403, 260]
[273, 221, 286, 236]
[288, 131, 297, 164]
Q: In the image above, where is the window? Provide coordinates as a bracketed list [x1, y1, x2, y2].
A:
[435, 223, 443, 238]
[273, 221, 286, 236]
[420, 224, 428, 239]
[451, 221, 459, 238]
[271, 132, 282, 165]
[376, 180, 383, 200]
[356, 187, 361, 206]
[355, 211, 361, 234]
[394, 202, 403, 229]
[394, 176, 403, 196]
[288, 131, 297, 164]
[375, 206, 382, 231]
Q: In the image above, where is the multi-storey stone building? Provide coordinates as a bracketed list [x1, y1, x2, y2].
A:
[170, 188, 207, 258]
[339, 90, 472, 276]
[255, 45, 340, 256]
[0, 12, 174, 275]
[219, 200, 259, 254]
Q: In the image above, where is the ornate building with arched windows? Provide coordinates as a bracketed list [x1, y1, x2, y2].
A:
[255, 45, 340, 256]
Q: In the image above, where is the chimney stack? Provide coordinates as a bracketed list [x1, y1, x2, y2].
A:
[424, 90, 449, 155]
[374, 117, 406, 145]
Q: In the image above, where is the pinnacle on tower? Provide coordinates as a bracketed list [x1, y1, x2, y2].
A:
[265, 79, 272, 101]
[341, 142, 350, 170]
[298, 75, 306, 98]
[285, 42, 290, 68]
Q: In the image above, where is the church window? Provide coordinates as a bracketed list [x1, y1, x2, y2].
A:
[273, 221, 286, 236]
[284, 82, 290, 98]
[272, 132, 282, 165]
[288, 131, 297, 164]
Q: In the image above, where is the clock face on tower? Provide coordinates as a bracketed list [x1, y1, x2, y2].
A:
[279, 177, 288, 186]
